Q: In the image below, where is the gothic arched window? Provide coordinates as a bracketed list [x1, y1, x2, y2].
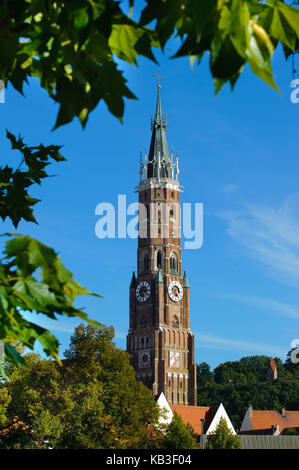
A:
[169, 204, 176, 221]
[170, 252, 178, 273]
[156, 250, 164, 271]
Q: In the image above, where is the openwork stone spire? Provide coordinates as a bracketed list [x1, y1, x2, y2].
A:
[147, 85, 172, 179]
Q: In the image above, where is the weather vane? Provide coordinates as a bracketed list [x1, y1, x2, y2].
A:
[154, 70, 164, 88]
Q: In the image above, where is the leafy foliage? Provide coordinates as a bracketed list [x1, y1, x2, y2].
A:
[205, 417, 241, 449]
[0, 0, 298, 130]
[285, 348, 299, 375]
[0, 130, 65, 227]
[140, 0, 299, 93]
[0, 0, 298, 369]
[0, 0, 158, 129]
[0, 387, 11, 427]
[0, 234, 100, 371]
[197, 356, 299, 430]
[163, 412, 198, 449]
[0, 131, 100, 372]
[0, 324, 161, 449]
[213, 355, 286, 384]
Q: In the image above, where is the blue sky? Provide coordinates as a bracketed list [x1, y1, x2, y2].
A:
[1, 12, 299, 370]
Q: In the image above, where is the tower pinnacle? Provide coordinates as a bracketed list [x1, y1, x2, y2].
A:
[147, 84, 172, 179]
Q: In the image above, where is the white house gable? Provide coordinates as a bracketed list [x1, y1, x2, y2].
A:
[206, 403, 237, 435]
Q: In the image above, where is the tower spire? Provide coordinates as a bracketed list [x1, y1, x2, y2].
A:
[147, 76, 172, 179]
[155, 84, 163, 125]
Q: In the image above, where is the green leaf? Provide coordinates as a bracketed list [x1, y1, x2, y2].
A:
[5, 235, 57, 276]
[109, 24, 141, 64]
[4, 342, 25, 367]
[210, 36, 245, 82]
[188, 0, 218, 36]
[12, 279, 59, 312]
[246, 23, 279, 92]
[139, 0, 182, 47]
[72, 7, 89, 31]
[0, 132, 66, 227]
[229, 0, 249, 58]
[0, 233, 101, 364]
[271, 0, 299, 34]
[99, 62, 136, 122]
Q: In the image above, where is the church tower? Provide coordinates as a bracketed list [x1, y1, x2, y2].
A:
[126, 83, 197, 406]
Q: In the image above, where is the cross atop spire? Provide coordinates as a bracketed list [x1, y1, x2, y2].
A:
[154, 70, 164, 89]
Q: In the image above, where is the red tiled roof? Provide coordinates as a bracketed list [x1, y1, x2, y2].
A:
[250, 410, 299, 432]
[0, 419, 29, 436]
[170, 404, 217, 434]
[269, 357, 277, 371]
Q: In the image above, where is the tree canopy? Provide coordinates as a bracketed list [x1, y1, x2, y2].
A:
[0, 324, 161, 449]
[1, 0, 299, 129]
[197, 355, 299, 430]
[205, 417, 241, 449]
[162, 412, 198, 449]
[0, 0, 298, 367]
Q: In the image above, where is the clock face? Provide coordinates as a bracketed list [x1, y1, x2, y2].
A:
[136, 281, 151, 302]
[169, 350, 180, 368]
[139, 351, 151, 368]
[168, 280, 183, 302]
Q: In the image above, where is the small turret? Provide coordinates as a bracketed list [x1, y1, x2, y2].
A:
[129, 271, 136, 289]
[183, 270, 190, 288]
[155, 268, 163, 283]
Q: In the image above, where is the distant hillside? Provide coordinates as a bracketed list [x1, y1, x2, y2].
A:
[197, 355, 299, 430]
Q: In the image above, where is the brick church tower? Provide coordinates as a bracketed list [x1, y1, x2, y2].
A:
[126, 83, 197, 406]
